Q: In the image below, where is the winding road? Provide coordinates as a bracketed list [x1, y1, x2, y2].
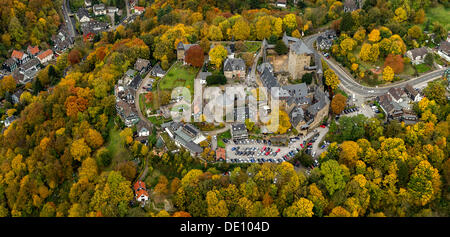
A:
[303, 33, 448, 98]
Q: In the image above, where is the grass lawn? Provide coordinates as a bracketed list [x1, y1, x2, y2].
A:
[414, 63, 432, 73]
[105, 127, 133, 170]
[425, 5, 450, 31]
[159, 62, 199, 95]
[244, 42, 262, 53]
[216, 130, 231, 148]
[147, 116, 172, 126]
[160, 132, 178, 151]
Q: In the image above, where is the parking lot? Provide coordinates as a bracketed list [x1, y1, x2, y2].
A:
[225, 126, 329, 164]
[340, 103, 376, 118]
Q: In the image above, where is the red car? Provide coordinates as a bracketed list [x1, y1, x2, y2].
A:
[276, 148, 280, 153]
[308, 143, 312, 146]
[300, 144, 304, 148]
[265, 152, 270, 156]
[320, 125, 326, 128]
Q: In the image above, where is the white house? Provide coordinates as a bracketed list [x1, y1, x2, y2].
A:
[406, 47, 428, 65]
[93, 4, 107, 16]
[437, 41, 450, 62]
[36, 49, 54, 64]
[276, 0, 287, 8]
[107, 6, 119, 14]
[76, 8, 91, 23]
[84, 0, 92, 7]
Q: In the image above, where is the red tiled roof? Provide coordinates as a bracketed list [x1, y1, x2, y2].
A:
[27, 46, 40, 55]
[216, 148, 226, 160]
[134, 6, 144, 11]
[136, 189, 149, 198]
[134, 180, 146, 191]
[37, 49, 53, 60]
[11, 50, 24, 60]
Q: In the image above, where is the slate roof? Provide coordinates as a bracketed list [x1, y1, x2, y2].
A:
[134, 58, 150, 72]
[77, 8, 90, 19]
[260, 67, 279, 91]
[289, 106, 305, 127]
[177, 42, 197, 51]
[290, 40, 313, 55]
[257, 62, 273, 74]
[408, 47, 428, 59]
[151, 63, 166, 76]
[439, 41, 450, 55]
[223, 58, 246, 72]
[128, 73, 142, 90]
[307, 87, 329, 116]
[404, 84, 418, 97]
[388, 87, 406, 101]
[3, 58, 17, 68]
[20, 58, 40, 71]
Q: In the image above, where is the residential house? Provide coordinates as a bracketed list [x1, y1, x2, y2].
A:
[223, 58, 246, 80]
[388, 87, 407, 103]
[81, 20, 109, 35]
[107, 7, 119, 14]
[93, 4, 107, 16]
[2, 58, 17, 72]
[177, 42, 199, 61]
[437, 41, 450, 62]
[76, 8, 91, 23]
[52, 26, 74, 52]
[129, 0, 136, 8]
[11, 89, 24, 105]
[317, 35, 333, 50]
[231, 123, 248, 140]
[4, 116, 16, 128]
[36, 49, 54, 64]
[11, 50, 29, 65]
[85, 0, 92, 7]
[27, 46, 40, 58]
[257, 62, 273, 74]
[377, 93, 404, 120]
[134, 58, 151, 75]
[216, 148, 226, 162]
[116, 100, 140, 127]
[134, 6, 145, 15]
[404, 84, 422, 102]
[259, 67, 280, 92]
[151, 63, 166, 78]
[136, 120, 151, 138]
[276, 0, 287, 8]
[343, 0, 358, 12]
[18, 58, 40, 84]
[406, 47, 428, 65]
[133, 181, 149, 206]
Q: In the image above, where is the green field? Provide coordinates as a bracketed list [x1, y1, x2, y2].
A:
[414, 63, 432, 73]
[244, 42, 262, 53]
[426, 5, 450, 31]
[106, 127, 133, 170]
[159, 62, 199, 95]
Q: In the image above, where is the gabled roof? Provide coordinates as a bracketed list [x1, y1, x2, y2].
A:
[260, 67, 279, 90]
[439, 41, 450, 54]
[20, 58, 40, 71]
[404, 84, 418, 97]
[134, 6, 145, 11]
[388, 87, 405, 101]
[151, 63, 166, 75]
[408, 47, 428, 59]
[291, 40, 313, 55]
[27, 46, 40, 55]
[177, 42, 197, 51]
[37, 49, 53, 61]
[289, 106, 304, 127]
[134, 180, 146, 191]
[11, 50, 26, 60]
[77, 8, 90, 19]
[3, 58, 17, 67]
[134, 58, 150, 71]
[223, 58, 246, 71]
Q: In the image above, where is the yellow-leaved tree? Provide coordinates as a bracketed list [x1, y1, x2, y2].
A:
[209, 44, 228, 69]
[383, 66, 394, 82]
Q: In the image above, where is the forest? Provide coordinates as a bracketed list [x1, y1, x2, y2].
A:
[0, 0, 448, 217]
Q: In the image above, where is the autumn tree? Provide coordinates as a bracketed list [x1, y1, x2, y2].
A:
[209, 44, 228, 69]
[368, 29, 381, 43]
[284, 198, 314, 217]
[384, 54, 404, 74]
[324, 69, 340, 97]
[68, 49, 82, 65]
[185, 45, 204, 67]
[383, 66, 394, 82]
[331, 94, 347, 115]
[232, 18, 250, 41]
[408, 160, 441, 206]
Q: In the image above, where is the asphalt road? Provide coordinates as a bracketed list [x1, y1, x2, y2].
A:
[62, 0, 76, 39]
[303, 34, 448, 98]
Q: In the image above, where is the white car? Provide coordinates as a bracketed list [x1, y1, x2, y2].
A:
[368, 90, 375, 93]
